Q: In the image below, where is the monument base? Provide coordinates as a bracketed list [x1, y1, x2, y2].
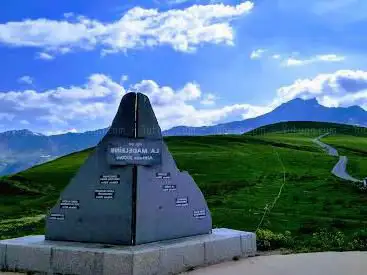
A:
[0, 228, 256, 275]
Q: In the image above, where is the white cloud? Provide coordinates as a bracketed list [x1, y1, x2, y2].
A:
[316, 54, 345, 62]
[46, 128, 78, 135]
[18, 75, 33, 85]
[36, 52, 54, 60]
[167, 0, 190, 5]
[0, 74, 124, 133]
[201, 93, 217, 105]
[20, 120, 30, 125]
[2, 69, 366, 134]
[0, 113, 15, 121]
[250, 48, 266, 59]
[276, 69, 367, 109]
[250, 50, 345, 66]
[0, 1, 254, 58]
[282, 54, 345, 67]
[63, 12, 75, 18]
[120, 75, 129, 84]
[283, 58, 305, 66]
[59, 47, 71, 54]
[0, 72, 269, 133]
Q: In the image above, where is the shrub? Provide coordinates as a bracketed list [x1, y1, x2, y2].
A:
[309, 230, 345, 251]
[256, 229, 294, 251]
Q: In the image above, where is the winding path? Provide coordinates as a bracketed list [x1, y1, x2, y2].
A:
[313, 133, 362, 183]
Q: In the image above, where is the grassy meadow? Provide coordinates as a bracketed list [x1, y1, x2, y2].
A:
[1, 121, 366, 252]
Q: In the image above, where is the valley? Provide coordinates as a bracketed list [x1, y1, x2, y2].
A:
[0, 121, 366, 252]
[1, 98, 367, 177]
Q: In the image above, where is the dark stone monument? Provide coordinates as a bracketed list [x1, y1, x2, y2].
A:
[45, 92, 212, 245]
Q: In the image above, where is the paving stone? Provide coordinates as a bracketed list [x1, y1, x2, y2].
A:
[132, 244, 161, 275]
[240, 232, 257, 256]
[204, 230, 242, 265]
[0, 244, 5, 270]
[52, 247, 104, 275]
[159, 238, 205, 275]
[6, 244, 51, 273]
[103, 250, 133, 275]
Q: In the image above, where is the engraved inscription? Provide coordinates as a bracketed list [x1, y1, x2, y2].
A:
[108, 139, 162, 166]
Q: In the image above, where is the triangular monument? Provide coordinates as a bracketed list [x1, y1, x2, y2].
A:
[45, 92, 212, 245]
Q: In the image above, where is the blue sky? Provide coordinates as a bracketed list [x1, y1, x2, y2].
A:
[0, 0, 366, 134]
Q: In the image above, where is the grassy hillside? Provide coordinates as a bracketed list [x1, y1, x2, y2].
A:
[321, 135, 367, 179]
[246, 121, 367, 137]
[1, 121, 367, 252]
[247, 121, 367, 181]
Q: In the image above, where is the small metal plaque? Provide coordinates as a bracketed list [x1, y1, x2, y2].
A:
[176, 197, 189, 207]
[193, 209, 206, 219]
[100, 175, 120, 185]
[95, 189, 115, 199]
[156, 172, 171, 179]
[49, 213, 65, 220]
[60, 200, 80, 209]
[162, 184, 177, 191]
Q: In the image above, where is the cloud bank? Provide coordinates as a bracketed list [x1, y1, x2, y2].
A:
[277, 70, 367, 109]
[249, 48, 345, 66]
[0, 73, 268, 134]
[1, 69, 366, 134]
[282, 54, 345, 67]
[0, 1, 254, 58]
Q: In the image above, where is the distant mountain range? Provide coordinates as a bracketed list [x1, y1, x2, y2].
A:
[164, 98, 367, 136]
[0, 128, 108, 176]
[0, 98, 366, 176]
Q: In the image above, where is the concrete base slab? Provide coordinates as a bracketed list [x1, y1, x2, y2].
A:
[0, 228, 256, 275]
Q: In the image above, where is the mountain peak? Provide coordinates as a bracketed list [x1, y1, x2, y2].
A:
[275, 98, 321, 112]
[1, 129, 44, 137]
[287, 97, 319, 105]
[347, 105, 365, 112]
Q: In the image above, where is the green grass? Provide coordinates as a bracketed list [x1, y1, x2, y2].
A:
[247, 121, 367, 137]
[1, 121, 367, 252]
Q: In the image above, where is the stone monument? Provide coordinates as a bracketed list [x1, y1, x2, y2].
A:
[45, 92, 212, 245]
[0, 92, 257, 275]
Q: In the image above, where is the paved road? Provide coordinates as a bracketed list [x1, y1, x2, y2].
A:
[313, 133, 362, 183]
[332, 156, 361, 183]
[312, 133, 339, 156]
[2, 252, 366, 275]
[182, 252, 367, 275]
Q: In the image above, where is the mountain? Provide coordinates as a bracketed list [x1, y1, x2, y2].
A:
[0, 98, 366, 176]
[163, 98, 367, 136]
[0, 128, 108, 176]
